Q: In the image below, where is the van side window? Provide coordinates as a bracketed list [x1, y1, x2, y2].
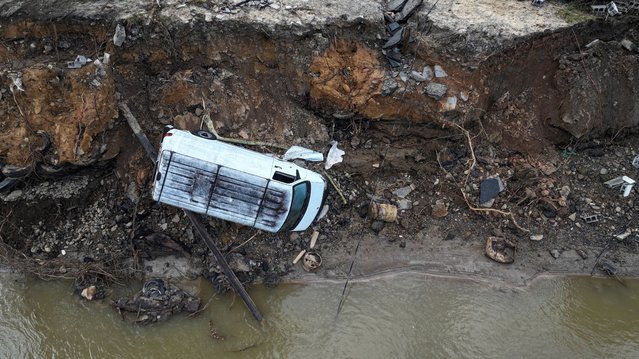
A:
[272, 171, 295, 184]
[280, 181, 310, 231]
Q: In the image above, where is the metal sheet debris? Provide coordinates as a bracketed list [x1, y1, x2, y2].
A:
[283, 146, 324, 162]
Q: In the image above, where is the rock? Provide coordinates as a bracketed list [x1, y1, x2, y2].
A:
[479, 177, 505, 204]
[550, 249, 561, 259]
[459, 91, 469, 101]
[479, 198, 495, 208]
[381, 77, 398, 96]
[397, 199, 412, 210]
[399, 241, 406, 248]
[410, 70, 427, 82]
[371, 220, 386, 233]
[4, 189, 23, 201]
[81, 285, 97, 301]
[387, 0, 408, 12]
[171, 214, 180, 223]
[620, 39, 635, 52]
[559, 185, 571, 198]
[599, 168, 608, 175]
[424, 83, 448, 99]
[434, 65, 447, 77]
[568, 213, 577, 221]
[113, 24, 126, 47]
[443, 96, 457, 111]
[392, 184, 414, 198]
[431, 200, 448, 218]
[383, 27, 404, 49]
[422, 66, 433, 81]
[530, 234, 544, 241]
[396, 0, 422, 22]
[228, 253, 251, 273]
[399, 71, 409, 82]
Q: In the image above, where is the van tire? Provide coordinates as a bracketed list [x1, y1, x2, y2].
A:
[194, 130, 216, 140]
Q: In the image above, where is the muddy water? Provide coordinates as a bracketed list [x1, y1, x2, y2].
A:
[1, 274, 638, 359]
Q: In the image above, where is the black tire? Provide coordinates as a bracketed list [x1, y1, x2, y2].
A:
[194, 130, 216, 140]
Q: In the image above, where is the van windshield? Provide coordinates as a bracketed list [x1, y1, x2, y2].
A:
[280, 181, 310, 231]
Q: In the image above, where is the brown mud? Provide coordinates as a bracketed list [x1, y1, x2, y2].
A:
[1, 1, 639, 292]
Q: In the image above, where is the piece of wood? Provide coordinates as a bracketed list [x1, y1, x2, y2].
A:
[119, 101, 263, 322]
[292, 249, 306, 264]
[310, 231, 319, 249]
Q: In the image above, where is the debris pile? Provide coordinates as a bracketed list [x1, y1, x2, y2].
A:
[112, 279, 200, 324]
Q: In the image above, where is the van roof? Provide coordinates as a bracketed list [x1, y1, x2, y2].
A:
[161, 130, 275, 179]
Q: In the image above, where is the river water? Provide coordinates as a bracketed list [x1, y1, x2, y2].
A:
[1, 273, 638, 359]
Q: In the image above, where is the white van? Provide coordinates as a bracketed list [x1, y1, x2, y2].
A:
[152, 126, 326, 233]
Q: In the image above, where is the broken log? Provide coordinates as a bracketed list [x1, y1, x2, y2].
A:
[118, 101, 263, 321]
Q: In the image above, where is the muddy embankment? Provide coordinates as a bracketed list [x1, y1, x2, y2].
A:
[1, 0, 639, 290]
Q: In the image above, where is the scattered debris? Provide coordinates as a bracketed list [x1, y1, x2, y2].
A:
[112, 278, 200, 324]
[485, 237, 515, 264]
[369, 202, 398, 222]
[550, 249, 561, 259]
[632, 155, 639, 168]
[113, 24, 126, 46]
[615, 229, 632, 240]
[410, 70, 427, 82]
[479, 176, 505, 205]
[292, 249, 306, 264]
[302, 251, 322, 272]
[530, 234, 544, 241]
[395, 0, 423, 23]
[576, 248, 589, 259]
[424, 82, 448, 100]
[325, 141, 345, 169]
[582, 214, 601, 223]
[422, 66, 434, 81]
[585, 39, 600, 48]
[208, 320, 224, 340]
[620, 39, 635, 52]
[531, 0, 545, 7]
[392, 184, 415, 198]
[433, 65, 447, 78]
[66, 55, 90, 69]
[81, 285, 97, 301]
[443, 96, 457, 111]
[383, 27, 404, 49]
[431, 199, 448, 218]
[283, 146, 323, 162]
[604, 176, 636, 197]
[310, 230, 319, 249]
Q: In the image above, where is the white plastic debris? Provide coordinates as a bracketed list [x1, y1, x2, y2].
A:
[325, 141, 345, 169]
[604, 176, 636, 197]
[113, 24, 126, 47]
[8, 73, 25, 92]
[283, 146, 324, 162]
[633, 155, 639, 169]
[67, 55, 91, 69]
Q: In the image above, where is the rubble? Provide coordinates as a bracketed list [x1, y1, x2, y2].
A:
[112, 279, 200, 324]
[424, 83, 448, 99]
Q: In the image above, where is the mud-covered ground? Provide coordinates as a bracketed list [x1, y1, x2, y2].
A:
[1, 0, 639, 292]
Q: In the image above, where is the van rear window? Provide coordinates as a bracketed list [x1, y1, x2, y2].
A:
[280, 182, 310, 231]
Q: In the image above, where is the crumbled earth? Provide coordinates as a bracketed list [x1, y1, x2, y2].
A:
[1, 0, 639, 294]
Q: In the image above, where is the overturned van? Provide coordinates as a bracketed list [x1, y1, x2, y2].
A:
[152, 126, 327, 233]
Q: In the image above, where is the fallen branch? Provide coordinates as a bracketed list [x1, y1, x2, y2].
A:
[201, 111, 288, 150]
[455, 124, 529, 233]
[323, 170, 348, 205]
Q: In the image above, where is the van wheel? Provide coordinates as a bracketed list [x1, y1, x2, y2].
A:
[194, 130, 216, 140]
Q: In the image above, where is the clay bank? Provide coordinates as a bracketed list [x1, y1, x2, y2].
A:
[1, 0, 639, 312]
